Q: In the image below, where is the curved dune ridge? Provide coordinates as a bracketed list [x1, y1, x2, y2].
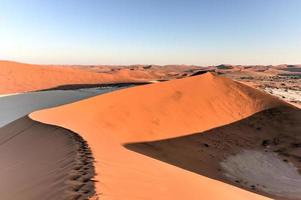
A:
[0, 61, 150, 94]
[30, 72, 299, 199]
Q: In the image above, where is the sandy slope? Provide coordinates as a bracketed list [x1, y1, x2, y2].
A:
[0, 117, 95, 200]
[30, 73, 290, 199]
[0, 61, 150, 94]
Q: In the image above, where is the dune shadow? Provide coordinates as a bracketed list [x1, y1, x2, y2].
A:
[38, 82, 149, 91]
[0, 117, 96, 200]
[125, 106, 301, 199]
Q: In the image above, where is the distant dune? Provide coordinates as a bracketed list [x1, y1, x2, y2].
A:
[0, 61, 201, 94]
[2, 60, 300, 95]
[28, 72, 301, 199]
[0, 61, 152, 94]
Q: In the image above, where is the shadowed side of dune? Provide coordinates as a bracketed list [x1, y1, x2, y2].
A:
[38, 82, 149, 91]
[125, 106, 301, 200]
[0, 117, 96, 200]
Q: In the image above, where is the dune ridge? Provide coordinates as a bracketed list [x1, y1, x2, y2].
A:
[30, 73, 291, 199]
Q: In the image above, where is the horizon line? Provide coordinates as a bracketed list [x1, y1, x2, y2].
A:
[1, 60, 300, 67]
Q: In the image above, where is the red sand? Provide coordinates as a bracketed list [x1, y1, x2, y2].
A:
[30, 73, 288, 199]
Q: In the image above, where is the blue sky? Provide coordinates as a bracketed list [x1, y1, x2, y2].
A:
[0, 0, 300, 65]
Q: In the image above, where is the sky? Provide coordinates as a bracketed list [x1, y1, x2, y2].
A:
[0, 0, 300, 65]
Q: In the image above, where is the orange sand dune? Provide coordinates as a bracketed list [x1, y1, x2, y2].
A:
[30, 73, 288, 199]
[0, 61, 151, 94]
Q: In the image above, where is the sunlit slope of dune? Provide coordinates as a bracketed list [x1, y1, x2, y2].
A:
[32, 72, 285, 141]
[0, 61, 148, 94]
[30, 73, 287, 199]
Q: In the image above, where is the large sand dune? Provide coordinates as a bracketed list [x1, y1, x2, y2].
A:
[28, 72, 300, 199]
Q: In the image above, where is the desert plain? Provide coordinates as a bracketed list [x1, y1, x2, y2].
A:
[0, 61, 300, 200]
